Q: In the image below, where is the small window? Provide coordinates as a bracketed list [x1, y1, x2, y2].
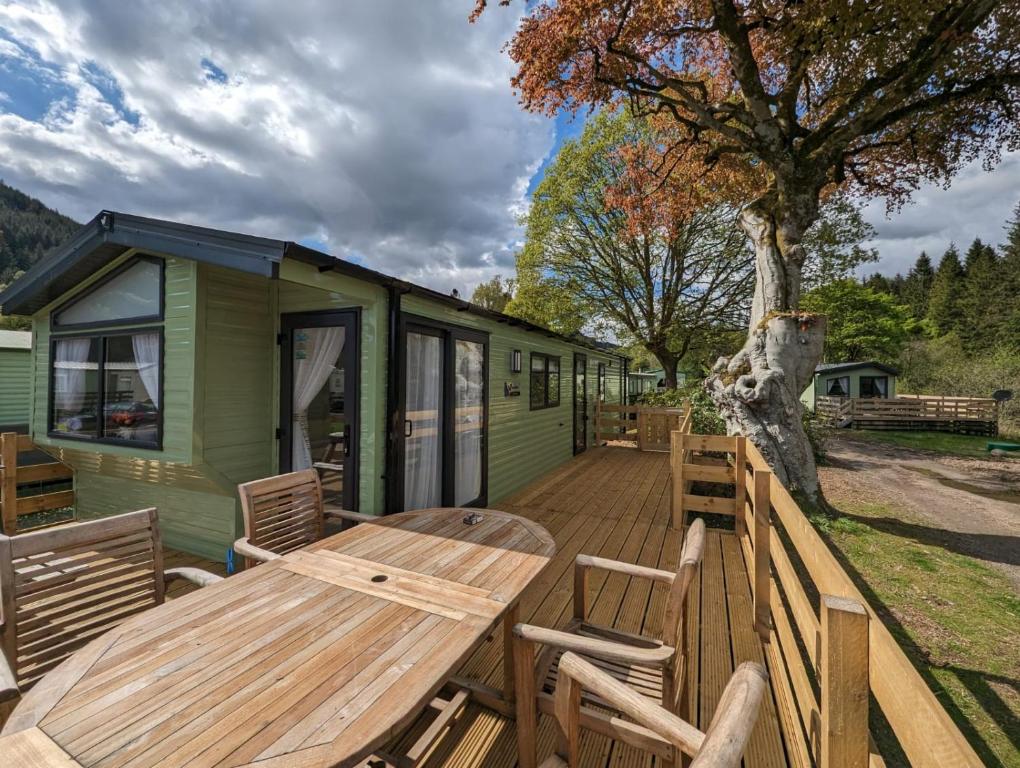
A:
[826, 376, 850, 397]
[530, 353, 560, 410]
[53, 257, 163, 330]
[50, 330, 163, 448]
[859, 376, 888, 399]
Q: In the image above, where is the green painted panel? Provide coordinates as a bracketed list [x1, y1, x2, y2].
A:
[399, 294, 623, 504]
[0, 348, 31, 425]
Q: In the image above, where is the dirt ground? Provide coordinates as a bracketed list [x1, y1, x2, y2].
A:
[820, 432, 1020, 592]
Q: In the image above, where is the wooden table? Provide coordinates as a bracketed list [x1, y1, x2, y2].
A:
[0, 508, 555, 767]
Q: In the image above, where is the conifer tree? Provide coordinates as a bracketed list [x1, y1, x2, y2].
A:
[959, 238, 1002, 350]
[926, 245, 965, 335]
[997, 202, 1020, 350]
[902, 252, 935, 320]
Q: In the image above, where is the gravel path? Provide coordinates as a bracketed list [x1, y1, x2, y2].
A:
[820, 433, 1020, 592]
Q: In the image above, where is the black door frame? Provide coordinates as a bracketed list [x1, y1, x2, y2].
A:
[573, 352, 588, 455]
[279, 308, 361, 511]
[390, 313, 489, 512]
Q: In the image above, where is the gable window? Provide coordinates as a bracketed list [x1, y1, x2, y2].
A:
[530, 353, 560, 410]
[859, 376, 888, 398]
[49, 256, 164, 449]
[825, 376, 850, 397]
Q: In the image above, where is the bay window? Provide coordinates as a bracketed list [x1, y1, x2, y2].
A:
[48, 256, 164, 449]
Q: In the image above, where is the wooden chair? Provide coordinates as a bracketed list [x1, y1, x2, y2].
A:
[513, 518, 707, 768]
[541, 652, 766, 768]
[233, 469, 373, 567]
[0, 508, 221, 705]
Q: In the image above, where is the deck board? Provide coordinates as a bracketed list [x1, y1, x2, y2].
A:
[167, 447, 789, 768]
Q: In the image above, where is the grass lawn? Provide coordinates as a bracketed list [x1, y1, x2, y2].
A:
[844, 429, 1019, 460]
[813, 500, 1020, 767]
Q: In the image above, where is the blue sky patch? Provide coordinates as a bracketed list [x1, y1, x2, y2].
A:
[80, 61, 140, 126]
[0, 30, 75, 122]
[527, 109, 588, 196]
[201, 58, 228, 84]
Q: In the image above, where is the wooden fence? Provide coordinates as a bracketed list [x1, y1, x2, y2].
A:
[594, 404, 688, 451]
[669, 427, 983, 767]
[816, 394, 998, 435]
[0, 432, 75, 535]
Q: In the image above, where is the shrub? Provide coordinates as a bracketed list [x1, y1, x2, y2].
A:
[639, 384, 725, 435]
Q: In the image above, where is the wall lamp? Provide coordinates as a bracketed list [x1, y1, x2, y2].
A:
[510, 349, 522, 373]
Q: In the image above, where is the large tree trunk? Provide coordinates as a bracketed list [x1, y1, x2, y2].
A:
[649, 347, 680, 389]
[706, 196, 826, 501]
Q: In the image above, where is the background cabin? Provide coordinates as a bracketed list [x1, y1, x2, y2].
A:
[0, 211, 626, 562]
[0, 330, 31, 432]
[801, 361, 898, 412]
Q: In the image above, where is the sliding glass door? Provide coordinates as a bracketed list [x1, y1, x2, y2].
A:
[400, 318, 487, 512]
[403, 329, 445, 510]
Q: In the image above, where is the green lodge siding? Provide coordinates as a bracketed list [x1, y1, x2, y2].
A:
[398, 293, 622, 505]
[0, 347, 31, 426]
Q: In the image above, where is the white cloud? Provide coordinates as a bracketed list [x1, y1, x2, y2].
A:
[861, 151, 1020, 275]
[0, 0, 554, 295]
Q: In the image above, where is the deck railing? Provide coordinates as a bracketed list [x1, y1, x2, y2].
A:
[0, 432, 75, 535]
[594, 404, 688, 451]
[669, 426, 983, 768]
[816, 394, 997, 430]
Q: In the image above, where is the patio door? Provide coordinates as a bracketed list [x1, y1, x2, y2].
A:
[279, 310, 359, 511]
[400, 317, 487, 512]
[573, 353, 587, 455]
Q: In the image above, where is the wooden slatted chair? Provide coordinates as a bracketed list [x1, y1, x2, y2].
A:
[513, 518, 707, 768]
[233, 469, 373, 568]
[0, 508, 221, 704]
[541, 652, 766, 768]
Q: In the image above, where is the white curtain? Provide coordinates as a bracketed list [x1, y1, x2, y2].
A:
[874, 377, 888, 397]
[131, 332, 161, 408]
[54, 338, 92, 413]
[292, 327, 346, 470]
[404, 332, 443, 510]
[454, 340, 483, 506]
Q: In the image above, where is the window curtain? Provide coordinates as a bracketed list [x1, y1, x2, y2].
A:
[131, 332, 161, 408]
[454, 340, 483, 506]
[873, 377, 888, 397]
[54, 339, 92, 412]
[292, 327, 346, 470]
[404, 332, 443, 511]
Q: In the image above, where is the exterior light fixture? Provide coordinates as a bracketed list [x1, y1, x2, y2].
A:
[511, 349, 522, 373]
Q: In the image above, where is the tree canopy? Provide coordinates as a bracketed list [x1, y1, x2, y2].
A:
[800, 279, 914, 363]
[470, 275, 515, 312]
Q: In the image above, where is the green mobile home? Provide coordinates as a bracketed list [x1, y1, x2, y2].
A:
[800, 361, 899, 412]
[0, 329, 32, 430]
[0, 212, 626, 561]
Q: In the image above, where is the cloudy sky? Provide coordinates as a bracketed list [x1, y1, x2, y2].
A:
[0, 1, 1017, 295]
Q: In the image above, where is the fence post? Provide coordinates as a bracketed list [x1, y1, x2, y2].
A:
[753, 469, 771, 642]
[1, 433, 17, 535]
[670, 431, 685, 530]
[820, 595, 870, 768]
[734, 437, 746, 537]
[637, 407, 646, 452]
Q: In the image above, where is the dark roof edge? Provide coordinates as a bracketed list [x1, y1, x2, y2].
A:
[815, 361, 900, 376]
[284, 243, 628, 360]
[0, 210, 625, 360]
[0, 211, 287, 315]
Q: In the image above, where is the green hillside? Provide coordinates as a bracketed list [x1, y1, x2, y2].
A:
[0, 180, 80, 284]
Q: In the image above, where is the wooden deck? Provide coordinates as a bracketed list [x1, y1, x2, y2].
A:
[166, 446, 788, 767]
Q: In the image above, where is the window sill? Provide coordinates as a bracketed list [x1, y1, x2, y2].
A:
[46, 431, 163, 452]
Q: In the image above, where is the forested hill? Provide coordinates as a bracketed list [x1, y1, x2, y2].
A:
[0, 181, 80, 284]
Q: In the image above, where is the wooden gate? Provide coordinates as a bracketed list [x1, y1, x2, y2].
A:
[595, 405, 689, 452]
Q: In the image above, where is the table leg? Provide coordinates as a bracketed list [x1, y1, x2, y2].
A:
[502, 601, 519, 707]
